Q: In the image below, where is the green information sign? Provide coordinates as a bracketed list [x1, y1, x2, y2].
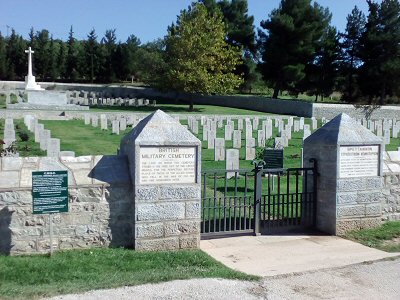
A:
[32, 170, 68, 214]
[263, 149, 284, 169]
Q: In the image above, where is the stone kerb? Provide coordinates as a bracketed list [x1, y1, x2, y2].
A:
[303, 113, 384, 235]
[120, 109, 201, 251]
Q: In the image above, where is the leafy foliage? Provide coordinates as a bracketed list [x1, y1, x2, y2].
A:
[258, 0, 332, 98]
[339, 6, 366, 102]
[358, 0, 400, 105]
[161, 3, 243, 110]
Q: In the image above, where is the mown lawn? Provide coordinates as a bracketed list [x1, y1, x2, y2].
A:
[344, 221, 400, 252]
[0, 248, 258, 299]
[41, 119, 131, 156]
[40, 117, 316, 169]
[89, 103, 274, 116]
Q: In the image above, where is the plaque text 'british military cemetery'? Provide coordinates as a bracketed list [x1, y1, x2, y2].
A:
[139, 146, 197, 184]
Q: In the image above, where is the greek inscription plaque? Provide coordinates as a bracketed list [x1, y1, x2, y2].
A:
[339, 145, 379, 178]
[139, 146, 197, 184]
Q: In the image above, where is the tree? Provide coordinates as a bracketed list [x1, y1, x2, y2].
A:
[6, 29, 27, 80]
[35, 29, 51, 80]
[358, 0, 400, 105]
[66, 26, 79, 81]
[120, 34, 141, 82]
[258, 0, 331, 98]
[135, 39, 167, 85]
[84, 29, 99, 83]
[303, 26, 340, 101]
[201, 0, 257, 91]
[57, 42, 67, 79]
[162, 3, 243, 111]
[99, 29, 118, 83]
[0, 32, 7, 79]
[339, 6, 366, 102]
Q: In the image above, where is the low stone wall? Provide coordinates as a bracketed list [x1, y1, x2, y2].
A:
[0, 155, 133, 254]
[2, 80, 400, 119]
[312, 103, 400, 120]
[382, 174, 400, 221]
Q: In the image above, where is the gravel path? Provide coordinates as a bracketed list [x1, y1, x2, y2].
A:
[46, 258, 400, 300]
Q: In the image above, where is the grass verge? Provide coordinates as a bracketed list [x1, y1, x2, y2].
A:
[0, 248, 258, 299]
[344, 221, 400, 252]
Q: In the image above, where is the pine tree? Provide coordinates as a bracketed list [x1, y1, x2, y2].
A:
[339, 6, 366, 102]
[304, 26, 340, 101]
[66, 26, 79, 81]
[258, 0, 331, 98]
[6, 29, 27, 80]
[48, 37, 60, 81]
[84, 29, 99, 83]
[100, 29, 117, 83]
[0, 32, 7, 79]
[35, 29, 51, 80]
[359, 0, 400, 104]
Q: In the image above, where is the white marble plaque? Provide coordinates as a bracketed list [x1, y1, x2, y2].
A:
[339, 145, 379, 178]
[139, 146, 197, 184]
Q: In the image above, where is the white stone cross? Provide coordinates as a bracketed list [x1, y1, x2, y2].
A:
[24, 47, 43, 90]
[25, 47, 34, 77]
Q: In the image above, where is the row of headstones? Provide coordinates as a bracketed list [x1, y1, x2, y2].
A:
[356, 118, 400, 145]
[23, 116, 61, 157]
[1, 91, 25, 104]
[186, 116, 325, 161]
[67, 91, 156, 107]
[83, 113, 135, 135]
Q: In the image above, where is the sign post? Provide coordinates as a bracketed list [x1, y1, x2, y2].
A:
[32, 170, 68, 255]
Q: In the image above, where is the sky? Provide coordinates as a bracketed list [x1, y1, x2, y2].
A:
[0, 0, 372, 43]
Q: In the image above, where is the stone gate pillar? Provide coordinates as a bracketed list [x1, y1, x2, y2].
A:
[120, 110, 201, 250]
[303, 113, 383, 235]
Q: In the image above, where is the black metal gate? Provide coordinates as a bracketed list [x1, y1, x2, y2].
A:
[201, 160, 317, 238]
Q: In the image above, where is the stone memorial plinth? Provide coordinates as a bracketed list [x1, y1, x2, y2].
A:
[303, 113, 384, 235]
[120, 110, 201, 251]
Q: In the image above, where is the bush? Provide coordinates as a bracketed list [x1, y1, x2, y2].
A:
[18, 130, 29, 142]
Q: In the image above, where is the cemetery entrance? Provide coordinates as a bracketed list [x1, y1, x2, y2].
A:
[200, 160, 317, 238]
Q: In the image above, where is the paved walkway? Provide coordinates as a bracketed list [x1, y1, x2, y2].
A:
[200, 234, 400, 276]
[47, 258, 400, 299]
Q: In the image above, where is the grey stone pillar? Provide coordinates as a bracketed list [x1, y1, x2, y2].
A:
[303, 113, 384, 235]
[120, 110, 201, 251]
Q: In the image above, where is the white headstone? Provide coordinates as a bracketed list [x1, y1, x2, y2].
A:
[214, 138, 225, 161]
[39, 129, 51, 151]
[47, 138, 60, 157]
[245, 138, 256, 160]
[112, 120, 120, 135]
[226, 149, 240, 179]
[233, 130, 242, 149]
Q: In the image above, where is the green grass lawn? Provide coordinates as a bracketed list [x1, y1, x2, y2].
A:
[39, 117, 314, 169]
[0, 94, 6, 109]
[344, 221, 400, 252]
[0, 248, 257, 299]
[22, 117, 400, 170]
[41, 119, 131, 156]
[90, 103, 274, 115]
[14, 120, 46, 156]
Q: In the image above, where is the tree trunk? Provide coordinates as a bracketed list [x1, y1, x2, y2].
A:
[380, 81, 386, 106]
[272, 86, 279, 98]
[188, 94, 194, 112]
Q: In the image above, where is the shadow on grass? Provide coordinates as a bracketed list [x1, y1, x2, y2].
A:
[90, 104, 205, 113]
